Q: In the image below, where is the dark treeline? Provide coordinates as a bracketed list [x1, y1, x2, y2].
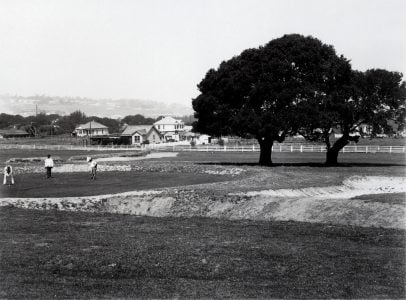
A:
[0, 111, 195, 136]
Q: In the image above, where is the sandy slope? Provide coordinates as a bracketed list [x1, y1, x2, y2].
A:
[1, 176, 404, 229]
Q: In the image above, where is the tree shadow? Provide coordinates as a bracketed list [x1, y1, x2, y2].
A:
[196, 162, 406, 168]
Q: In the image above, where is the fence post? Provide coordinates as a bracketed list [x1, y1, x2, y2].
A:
[300, 145, 303, 152]
[366, 146, 368, 153]
[224, 145, 226, 152]
[290, 145, 293, 152]
[389, 146, 392, 153]
[252, 145, 255, 151]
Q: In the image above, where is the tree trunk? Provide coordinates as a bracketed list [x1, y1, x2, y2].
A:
[258, 138, 274, 166]
[325, 134, 359, 165]
[326, 147, 340, 165]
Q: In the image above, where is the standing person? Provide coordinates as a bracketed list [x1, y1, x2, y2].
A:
[44, 154, 54, 178]
[3, 164, 15, 186]
[87, 157, 98, 180]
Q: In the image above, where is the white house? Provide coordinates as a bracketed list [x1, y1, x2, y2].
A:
[74, 121, 109, 137]
[120, 125, 163, 145]
[181, 132, 211, 145]
[154, 116, 185, 142]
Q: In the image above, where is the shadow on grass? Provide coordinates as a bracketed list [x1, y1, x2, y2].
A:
[197, 162, 406, 167]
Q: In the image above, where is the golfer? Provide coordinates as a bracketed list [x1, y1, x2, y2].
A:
[3, 164, 15, 186]
[44, 154, 54, 178]
[87, 157, 98, 180]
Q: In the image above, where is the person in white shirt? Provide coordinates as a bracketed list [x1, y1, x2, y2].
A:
[3, 165, 15, 186]
[87, 157, 98, 180]
[44, 154, 54, 178]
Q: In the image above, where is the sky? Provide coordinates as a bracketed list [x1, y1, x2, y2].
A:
[0, 0, 405, 111]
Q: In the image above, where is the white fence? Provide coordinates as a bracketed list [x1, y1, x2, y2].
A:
[0, 143, 405, 154]
[0, 144, 140, 151]
[145, 144, 406, 154]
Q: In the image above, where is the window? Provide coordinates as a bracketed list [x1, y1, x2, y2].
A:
[133, 135, 140, 143]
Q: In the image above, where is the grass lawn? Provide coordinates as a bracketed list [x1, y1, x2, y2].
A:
[156, 151, 405, 166]
[0, 207, 404, 299]
[0, 171, 236, 198]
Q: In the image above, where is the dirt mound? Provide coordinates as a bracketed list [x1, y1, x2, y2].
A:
[1, 176, 404, 229]
[6, 156, 63, 163]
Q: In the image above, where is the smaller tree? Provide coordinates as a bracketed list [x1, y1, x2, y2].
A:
[298, 69, 406, 164]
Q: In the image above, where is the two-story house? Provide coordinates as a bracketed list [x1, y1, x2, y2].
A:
[153, 116, 184, 142]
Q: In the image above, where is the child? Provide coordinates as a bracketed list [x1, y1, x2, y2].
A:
[87, 157, 98, 180]
[3, 165, 15, 186]
[44, 154, 54, 178]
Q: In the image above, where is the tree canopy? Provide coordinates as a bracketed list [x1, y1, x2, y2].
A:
[193, 34, 351, 165]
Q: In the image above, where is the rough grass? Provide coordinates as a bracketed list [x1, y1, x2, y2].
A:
[0, 207, 404, 299]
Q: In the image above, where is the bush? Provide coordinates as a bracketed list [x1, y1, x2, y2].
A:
[190, 140, 196, 147]
[218, 139, 225, 146]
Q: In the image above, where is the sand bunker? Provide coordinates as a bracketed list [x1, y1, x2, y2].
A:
[96, 152, 178, 161]
[231, 176, 405, 199]
[1, 176, 404, 229]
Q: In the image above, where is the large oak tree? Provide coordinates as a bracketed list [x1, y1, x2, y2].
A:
[192, 34, 350, 165]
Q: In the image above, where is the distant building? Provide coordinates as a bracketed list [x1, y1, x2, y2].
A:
[154, 116, 185, 142]
[181, 131, 211, 145]
[120, 125, 163, 145]
[0, 128, 31, 138]
[74, 121, 109, 137]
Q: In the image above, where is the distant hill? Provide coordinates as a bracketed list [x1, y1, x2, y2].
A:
[0, 94, 193, 118]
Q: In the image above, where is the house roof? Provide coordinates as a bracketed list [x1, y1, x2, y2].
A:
[0, 128, 30, 136]
[121, 125, 158, 136]
[75, 121, 108, 130]
[154, 116, 183, 125]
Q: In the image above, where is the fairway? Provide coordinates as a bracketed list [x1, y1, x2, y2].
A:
[0, 149, 405, 298]
[0, 171, 236, 198]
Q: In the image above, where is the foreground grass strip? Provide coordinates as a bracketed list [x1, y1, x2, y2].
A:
[0, 207, 404, 299]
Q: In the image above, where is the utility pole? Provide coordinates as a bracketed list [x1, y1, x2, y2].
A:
[35, 104, 38, 117]
[89, 120, 92, 145]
